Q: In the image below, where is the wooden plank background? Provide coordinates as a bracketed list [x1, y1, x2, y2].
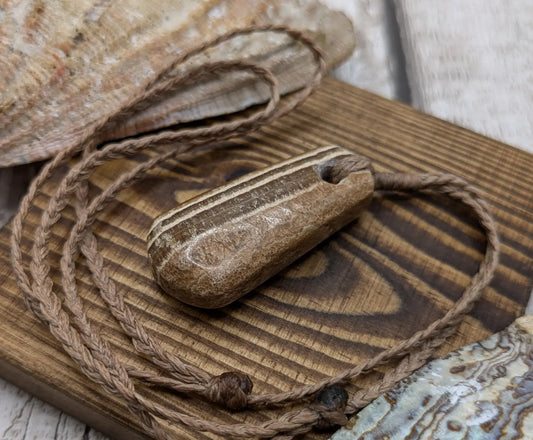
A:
[0, 77, 532, 440]
[1, 1, 533, 438]
[395, 0, 533, 150]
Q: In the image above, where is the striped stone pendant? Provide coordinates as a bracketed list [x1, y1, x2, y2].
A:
[330, 315, 533, 440]
[147, 146, 374, 308]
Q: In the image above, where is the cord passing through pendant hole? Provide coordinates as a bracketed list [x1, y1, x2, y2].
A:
[317, 155, 372, 184]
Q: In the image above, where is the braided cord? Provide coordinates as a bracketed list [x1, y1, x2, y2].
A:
[10, 26, 499, 439]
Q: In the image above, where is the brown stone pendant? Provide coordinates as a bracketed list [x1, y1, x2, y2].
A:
[147, 146, 374, 308]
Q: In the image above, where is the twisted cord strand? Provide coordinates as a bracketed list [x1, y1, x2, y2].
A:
[9, 25, 500, 439]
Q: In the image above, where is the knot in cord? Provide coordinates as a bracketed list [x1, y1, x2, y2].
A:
[206, 372, 253, 410]
[312, 385, 349, 431]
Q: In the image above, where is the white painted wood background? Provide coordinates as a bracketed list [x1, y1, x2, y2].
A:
[1, 1, 532, 438]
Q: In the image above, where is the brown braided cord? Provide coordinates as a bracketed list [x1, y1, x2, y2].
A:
[9, 26, 500, 439]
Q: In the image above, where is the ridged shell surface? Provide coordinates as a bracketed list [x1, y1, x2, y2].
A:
[0, 0, 355, 166]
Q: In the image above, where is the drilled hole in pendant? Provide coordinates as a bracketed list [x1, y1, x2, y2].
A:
[317, 159, 342, 184]
[317, 156, 372, 184]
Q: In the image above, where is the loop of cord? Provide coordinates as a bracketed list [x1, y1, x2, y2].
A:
[9, 25, 500, 439]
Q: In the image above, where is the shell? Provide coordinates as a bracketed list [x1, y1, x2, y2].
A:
[0, 0, 355, 167]
[330, 316, 533, 440]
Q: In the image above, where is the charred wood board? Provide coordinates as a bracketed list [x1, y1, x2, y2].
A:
[0, 78, 531, 439]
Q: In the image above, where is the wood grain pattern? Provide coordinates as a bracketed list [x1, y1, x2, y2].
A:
[0, 78, 531, 440]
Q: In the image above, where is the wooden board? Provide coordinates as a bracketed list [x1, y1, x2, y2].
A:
[0, 77, 531, 440]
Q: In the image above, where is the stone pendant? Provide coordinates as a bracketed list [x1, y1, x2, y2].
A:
[147, 146, 374, 308]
